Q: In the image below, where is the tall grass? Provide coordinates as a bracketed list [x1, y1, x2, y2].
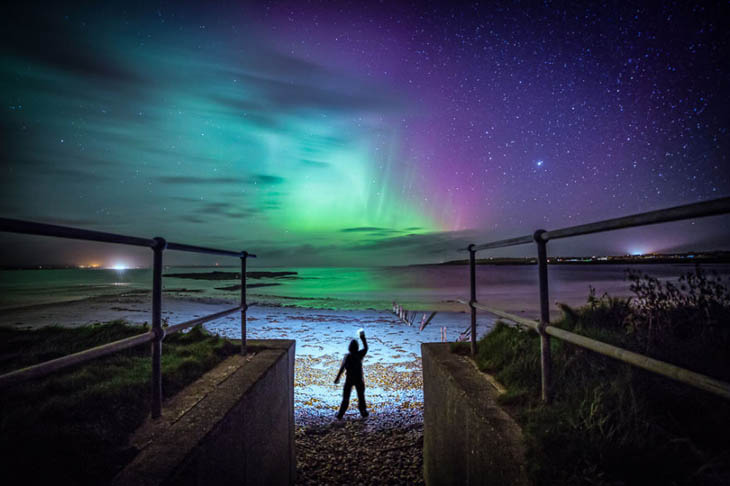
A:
[458, 267, 730, 485]
[0, 321, 237, 485]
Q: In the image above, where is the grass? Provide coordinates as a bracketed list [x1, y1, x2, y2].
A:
[453, 269, 730, 485]
[0, 320, 238, 485]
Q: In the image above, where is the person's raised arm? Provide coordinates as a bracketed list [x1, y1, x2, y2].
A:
[359, 331, 368, 357]
[334, 357, 346, 384]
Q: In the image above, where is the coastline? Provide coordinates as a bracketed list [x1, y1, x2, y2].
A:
[0, 291, 494, 417]
[5, 265, 726, 484]
[0, 291, 459, 485]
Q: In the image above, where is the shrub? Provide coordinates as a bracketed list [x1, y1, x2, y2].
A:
[626, 267, 730, 378]
[465, 266, 730, 485]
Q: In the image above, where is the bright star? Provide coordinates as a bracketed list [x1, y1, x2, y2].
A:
[536, 160, 544, 167]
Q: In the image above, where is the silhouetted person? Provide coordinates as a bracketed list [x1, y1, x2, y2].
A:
[334, 330, 369, 419]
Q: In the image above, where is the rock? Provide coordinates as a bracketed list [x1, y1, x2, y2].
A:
[295, 409, 424, 485]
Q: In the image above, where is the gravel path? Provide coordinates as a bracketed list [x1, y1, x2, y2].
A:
[278, 311, 431, 485]
[293, 353, 426, 485]
[295, 408, 424, 486]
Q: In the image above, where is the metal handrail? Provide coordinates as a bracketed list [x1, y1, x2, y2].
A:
[0, 217, 256, 418]
[458, 301, 730, 401]
[464, 234, 534, 252]
[467, 197, 730, 251]
[0, 217, 257, 258]
[457, 300, 538, 330]
[461, 196, 730, 402]
[0, 217, 156, 248]
[541, 196, 730, 241]
[0, 331, 155, 389]
[544, 325, 730, 400]
[166, 305, 243, 335]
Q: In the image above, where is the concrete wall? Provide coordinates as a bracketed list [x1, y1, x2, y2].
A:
[113, 339, 296, 486]
[422, 343, 529, 486]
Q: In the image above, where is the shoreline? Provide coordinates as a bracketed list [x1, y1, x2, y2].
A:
[0, 289, 560, 331]
[0, 291, 495, 417]
[0, 291, 509, 330]
[2, 290, 466, 484]
[6, 263, 729, 324]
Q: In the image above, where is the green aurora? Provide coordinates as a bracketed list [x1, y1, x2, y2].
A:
[2, 2, 728, 266]
[1, 9, 450, 266]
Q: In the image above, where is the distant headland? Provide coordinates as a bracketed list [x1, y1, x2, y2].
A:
[433, 251, 730, 266]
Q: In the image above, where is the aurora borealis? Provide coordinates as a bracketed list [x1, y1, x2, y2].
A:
[1, 1, 729, 266]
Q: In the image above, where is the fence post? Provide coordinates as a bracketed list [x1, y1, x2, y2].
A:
[468, 244, 477, 355]
[240, 252, 248, 355]
[534, 230, 552, 403]
[151, 236, 167, 419]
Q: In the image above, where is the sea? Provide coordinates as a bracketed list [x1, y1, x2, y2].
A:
[2, 264, 729, 318]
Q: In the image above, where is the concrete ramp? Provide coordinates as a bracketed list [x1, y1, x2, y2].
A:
[113, 340, 295, 486]
[422, 343, 529, 486]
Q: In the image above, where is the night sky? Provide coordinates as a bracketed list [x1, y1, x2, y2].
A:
[1, 1, 729, 267]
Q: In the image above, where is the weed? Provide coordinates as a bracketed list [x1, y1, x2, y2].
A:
[463, 266, 730, 485]
[0, 321, 237, 485]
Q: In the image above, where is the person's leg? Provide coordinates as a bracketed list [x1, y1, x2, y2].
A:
[355, 380, 368, 417]
[337, 381, 353, 418]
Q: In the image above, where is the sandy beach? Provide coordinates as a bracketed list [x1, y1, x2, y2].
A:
[0, 290, 493, 410]
[0, 290, 496, 485]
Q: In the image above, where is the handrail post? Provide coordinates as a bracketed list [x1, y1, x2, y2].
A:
[468, 244, 477, 355]
[240, 252, 248, 355]
[534, 230, 552, 403]
[151, 236, 167, 419]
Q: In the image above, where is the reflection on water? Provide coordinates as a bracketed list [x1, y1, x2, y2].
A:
[2, 264, 729, 317]
[246, 264, 730, 318]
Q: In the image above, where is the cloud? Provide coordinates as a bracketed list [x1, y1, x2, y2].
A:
[340, 227, 405, 237]
[2, 162, 108, 185]
[250, 174, 285, 185]
[340, 226, 402, 236]
[192, 201, 260, 219]
[301, 159, 330, 168]
[156, 174, 285, 186]
[1, 10, 140, 85]
[340, 227, 392, 233]
[211, 50, 406, 117]
[10, 151, 117, 174]
[223, 229, 476, 266]
[42, 167, 108, 182]
[157, 176, 242, 184]
[224, 212, 255, 219]
[347, 230, 476, 255]
[34, 216, 106, 227]
[198, 202, 233, 215]
[213, 81, 399, 118]
[181, 215, 205, 224]
[253, 243, 339, 261]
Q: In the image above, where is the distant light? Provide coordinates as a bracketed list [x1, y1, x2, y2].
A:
[111, 263, 128, 271]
